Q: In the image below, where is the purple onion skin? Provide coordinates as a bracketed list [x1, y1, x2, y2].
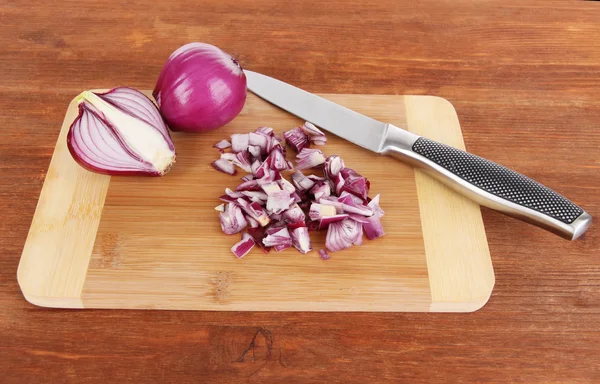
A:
[67, 95, 173, 177]
[154, 43, 247, 132]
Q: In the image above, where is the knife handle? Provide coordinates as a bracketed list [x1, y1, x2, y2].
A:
[381, 124, 592, 240]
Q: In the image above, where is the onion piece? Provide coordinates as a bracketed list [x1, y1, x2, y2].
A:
[214, 139, 231, 152]
[212, 158, 236, 175]
[256, 126, 274, 136]
[214, 203, 225, 212]
[282, 204, 306, 224]
[325, 218, 363, 252]
[309, 203, 338, 221]
[263, 227, 292, 251]
[319, 214, 349, 229]
[266, 191, 294, 214]
[231, 133, 249, 153]
[248, 145, 261, 158]
[324, 155, 345, 179]
[291, 227, 312, 254]
[246, 215, 259, 228]
[247, 227, 271, 253]
[311, 182, 331, 201]
[219, 203, 247, 235]
[231, 232, 255, 258]
[319, 249, 331, 260]
[295, 148, 326, 170]
[291, 170, 315, 191]
[237, 198, 270, 227]
[154, 42, 246, 132]
[67, 88, 176, 176]
[284, 127, 310, 153]
[301, 122, 327, 145]
[368, 194, 385, 217]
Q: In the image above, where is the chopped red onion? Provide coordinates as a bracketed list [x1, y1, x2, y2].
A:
[231, 133, 249, 153]
[219, 203, 247, 235]
[266, 191, 294, 214]
[311, 182, 331, 200]
[214, 139, 231, 152]
[265, 147, 289, 171]
[291, 170, 316, 191]
[368, 194, 385, 217]
[283, 127, 310, 153]
[248, 132, 269, 153]
[233, 151, 253, 173]
[278, 177, 296, 193]
[340, 191, 365, 205]
[231, 232, 255, 258]
[291, 227, 312, 254]
[237, 198, 270, 227]
[247, 227, 271, 253]
[263, 227, 292, 251]
[246, 215, 259, 228]
[295, 148, 326, 170]
[282, 204, 305, 224]
[236, 179, 261, 191]
[256, 126, 274, 136]
[340, 168, 370, 200]
[319, 214, 349, 229]
[309, 203, 338, 221]
[213, 125, 385, 258]
[301, 122, 327, 145]
[242, 190, 268, 203]
[212, 158, 236, 175]
[324, 155, 345, 178]
[225, 188, 245, 198]
[248, 145, 261, 158]
[214, 203, 225, 212]
[319, 249, 331, 260]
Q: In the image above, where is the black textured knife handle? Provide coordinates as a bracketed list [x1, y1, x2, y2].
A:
[380, 125, 591, 240]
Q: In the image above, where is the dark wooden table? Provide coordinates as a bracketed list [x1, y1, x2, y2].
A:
[2, 0, 599, 382]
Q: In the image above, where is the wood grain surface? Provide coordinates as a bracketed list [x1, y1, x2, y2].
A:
[1, 0, 599, 382]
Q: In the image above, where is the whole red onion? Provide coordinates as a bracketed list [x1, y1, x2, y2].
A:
[154, 43, 247, 132]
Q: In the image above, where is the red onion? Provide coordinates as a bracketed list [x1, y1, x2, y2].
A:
[211, 123, 385, 259]
[319, 249, 331, 260]
[284, 127, 309, 152]
[67, 88, 176, 176]
[219, 203, 247, 235]
[154, 43, 247, 132]
[231, 233, 255, 258]
[214, 139, 231, 152]
[301, 122, 327, 145]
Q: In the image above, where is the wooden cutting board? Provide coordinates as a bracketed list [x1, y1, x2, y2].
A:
[17, 92, 494, 312]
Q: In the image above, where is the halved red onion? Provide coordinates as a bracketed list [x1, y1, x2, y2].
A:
[219, 203, 247, 235]
[295, 148, 326, 170]
[284, 127, 310, 153]
[67, 88, 176, 176]
[231, 232, 255, 258]
[291, 227, 312, 254]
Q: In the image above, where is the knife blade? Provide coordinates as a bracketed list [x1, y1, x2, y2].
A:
[244, 70, 591, 240]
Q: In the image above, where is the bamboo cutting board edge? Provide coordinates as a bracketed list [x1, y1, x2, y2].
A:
[17, 93, 494, 312]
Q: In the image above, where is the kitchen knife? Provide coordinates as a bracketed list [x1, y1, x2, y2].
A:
[244, 70, 592, 240]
